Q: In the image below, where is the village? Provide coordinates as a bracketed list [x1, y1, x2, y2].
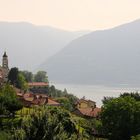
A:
[0, 51, 105, 140]
[1, 51, 140, 140]
[0, 52, 101, 119]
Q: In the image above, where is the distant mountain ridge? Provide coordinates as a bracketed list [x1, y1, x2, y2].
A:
[40, 19, 140, 86]
[0, 22, 90, 70]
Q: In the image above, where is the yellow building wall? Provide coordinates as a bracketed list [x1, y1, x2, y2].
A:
[78, 102, 88, 108]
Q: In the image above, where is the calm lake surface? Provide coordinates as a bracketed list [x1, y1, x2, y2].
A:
[51, 83, 140, 107]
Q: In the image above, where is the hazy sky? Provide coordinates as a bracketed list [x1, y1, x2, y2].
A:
[0, 0, 140, 31]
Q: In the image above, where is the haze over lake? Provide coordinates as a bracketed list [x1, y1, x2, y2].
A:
[51, 83, 140, 107]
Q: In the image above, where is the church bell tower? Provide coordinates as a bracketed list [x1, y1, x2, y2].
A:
[2, 52, 8, 69]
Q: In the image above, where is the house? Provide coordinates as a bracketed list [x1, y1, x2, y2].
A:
[73, 98, 101, 118]
[28, 82, 49, 94]
[73, 107, 101, 118]
[76, 98, 96, 109]
[16, 91, 60, 107]
[47, 98, 61, 106]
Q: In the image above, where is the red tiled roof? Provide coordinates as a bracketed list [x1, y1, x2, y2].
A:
[77, 107, 101, 117]
[16, 91, 60, 106]
[47, 98, 60, 106]
[32, 98, 47, 105]
[28, 82, 49, 86]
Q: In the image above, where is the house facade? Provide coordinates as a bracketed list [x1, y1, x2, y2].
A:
[28, 82, 49, 94]
[74, 98, 101, 118]
[77, 99, 96, 109]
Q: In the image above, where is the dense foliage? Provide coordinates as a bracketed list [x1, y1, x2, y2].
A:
[120, 92, 140, 101]
[131, 135, 140, 140]
[11, 107, 78, 140]
[0, 84, 23, 116]
[16, 73, 28, 91]
[20, 70, 48, 83]
[34, 71, 48, 82]
[20, 71, 33, 83]
[5, 68, 140, 140]
[8, 67, 19, 86]
[8, 68, 28, 91]
[49, 86, 78, 111]
[101, 95, 140, 140]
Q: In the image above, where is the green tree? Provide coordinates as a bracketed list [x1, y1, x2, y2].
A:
[120, 92, 140, 101]
[16, 73, 28, 91]
[0, 131, 11, 140]
[49, 85, 78, 111]
[56, 97, 73, 111]
[8, 67, 19, 86]
[14, 107, 77, 140]
[20, 71, 33, 82]
[63, 88, 68, 94]
[0, 84, 23, 116]
[49, 85, 57, 97]
[34, 71, 48, 82]
[8, 68, 28, 91]
[131, 134, 140, 140]
[101, 96, 140, 140]
[102, 96, 114, 105]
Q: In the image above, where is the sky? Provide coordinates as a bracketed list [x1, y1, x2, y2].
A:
[0, 0, 140, 31]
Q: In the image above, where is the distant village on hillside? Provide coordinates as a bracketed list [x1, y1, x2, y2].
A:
[0, 51, 101, 118]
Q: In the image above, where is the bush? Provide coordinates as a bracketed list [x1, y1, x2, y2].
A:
[101, 96, 140, 140]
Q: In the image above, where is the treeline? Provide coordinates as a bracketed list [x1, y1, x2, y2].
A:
[1, 82, 140, 139]
[49, 86, 78, 111]
[7, 67, 78, 111]
[0, 85, 92, 140]
[4, 67, 140, 140]
[20, 70, 48, 83]
[0, 84, 23, 117]
[8, 67, 49, 90]
[9, 68, 48, 83]
[99, 92, 140, 140]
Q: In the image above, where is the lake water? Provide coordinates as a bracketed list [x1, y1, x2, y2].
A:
[51, 83, 140, 107]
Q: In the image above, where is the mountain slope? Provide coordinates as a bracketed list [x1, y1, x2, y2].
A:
[40, 19, 140, 86]
[0, 22, 89, 70]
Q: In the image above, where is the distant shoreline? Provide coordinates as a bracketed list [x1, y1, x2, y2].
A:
[51, 83, 140, 107]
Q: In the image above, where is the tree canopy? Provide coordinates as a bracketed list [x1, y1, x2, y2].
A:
[12, 107, 78, 140]
[20, 71, 33, 82]
[120, 92, 140, 101]
[0, 84, 23, 115]
[8, 68, 28, 91]
[101, 96, 140, 140]
[16, 73, 28, 91]
[34, 71, 48, 82]
[8, 67, 19, 86]
[131, 134, 140, 140]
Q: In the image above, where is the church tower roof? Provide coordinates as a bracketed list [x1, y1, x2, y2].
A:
[3, 52, 7, 57]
